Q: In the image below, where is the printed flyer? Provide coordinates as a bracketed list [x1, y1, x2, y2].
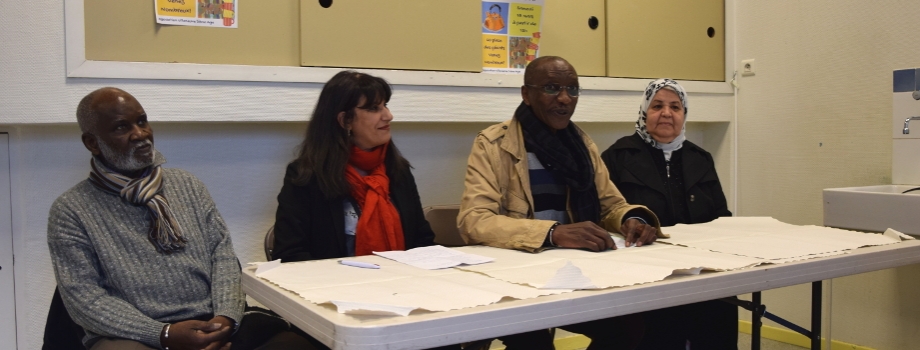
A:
[155, 0, 237, 28]
[481, 0, 544, 73]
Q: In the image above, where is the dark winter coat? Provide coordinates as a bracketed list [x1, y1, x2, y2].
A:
[272, 162, 435, 262]
[600, 133, 731, 227]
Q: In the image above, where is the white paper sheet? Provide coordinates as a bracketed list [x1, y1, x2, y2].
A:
[885, 228, 915, 241]
[255, 259, 282, 276]
[256, 255, 566, 315]
[374, 245, 495, 269]
[659, 217, 906, 261]
[542, 261, 596, 289]
[611, 233, 636, 250]
[455, 244, 764, 289]
[252, 217, 908, 316]
[330, 301, 416, 316]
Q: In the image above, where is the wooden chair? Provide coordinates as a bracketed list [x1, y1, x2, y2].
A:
[422, 204, 466, 247]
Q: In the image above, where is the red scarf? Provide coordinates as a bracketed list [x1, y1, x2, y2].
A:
[345, 143, 405, 256]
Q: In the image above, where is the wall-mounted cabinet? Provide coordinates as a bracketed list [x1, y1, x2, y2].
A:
[299, 0, 482, 72]
[606, 0, 725, 81]
[81, 0, 724, 82]
[84, 0, 301, 66]
[298, 0, 723, 80]
[536, 0, 726, 81]
[539, 0, 607, 77]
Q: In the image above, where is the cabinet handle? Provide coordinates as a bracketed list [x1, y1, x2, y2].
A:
[588, 16, 599, 30]
[319, 0, 332, 8]
[707, 27, 715, 38]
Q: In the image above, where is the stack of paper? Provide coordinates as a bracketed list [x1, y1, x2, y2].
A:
[255, 255, 565, 316]
[658, 217, 909, 262]
[253, 217, 910, 316]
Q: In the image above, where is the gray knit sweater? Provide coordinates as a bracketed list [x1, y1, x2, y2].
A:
[47, 155, 244, 348]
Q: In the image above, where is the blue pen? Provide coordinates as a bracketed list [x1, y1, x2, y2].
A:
[339, 260, 380, 269]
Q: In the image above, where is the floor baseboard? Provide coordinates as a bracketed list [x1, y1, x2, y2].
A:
[738, 320, 874, 350]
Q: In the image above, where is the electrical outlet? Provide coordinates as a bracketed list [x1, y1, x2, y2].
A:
[741, 59, 756, 76]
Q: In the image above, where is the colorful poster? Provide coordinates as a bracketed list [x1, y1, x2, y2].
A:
[482, 0, 544, 73]
[155, 0, 237, 28]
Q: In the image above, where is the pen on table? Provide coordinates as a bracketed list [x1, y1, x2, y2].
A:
[339, 260, 380, 269]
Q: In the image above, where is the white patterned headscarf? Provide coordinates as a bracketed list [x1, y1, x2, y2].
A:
[635, 78, 688, 160]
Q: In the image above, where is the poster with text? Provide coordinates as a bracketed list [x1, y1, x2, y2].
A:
[155, 0, 237, 28]
[482, 0, 544, 74]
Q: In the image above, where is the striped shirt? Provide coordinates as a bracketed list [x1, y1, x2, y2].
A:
[527, 152, 569, 224]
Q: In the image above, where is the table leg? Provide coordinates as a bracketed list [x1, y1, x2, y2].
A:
[752, 291, 761, 350]
[811, 281, 822, 350]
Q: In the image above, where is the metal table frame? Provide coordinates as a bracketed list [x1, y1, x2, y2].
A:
[722, 281, 822, 350]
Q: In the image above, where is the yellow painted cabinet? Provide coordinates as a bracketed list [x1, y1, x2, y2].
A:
[82, 0, 724, 81]
[606, 0, 725, 81]
[300, 0, 481, 72]
[539, 0, 607, 77]
[85, 0, 301, 66]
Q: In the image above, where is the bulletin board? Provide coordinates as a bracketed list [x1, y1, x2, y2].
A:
[83, 0, 301, 66]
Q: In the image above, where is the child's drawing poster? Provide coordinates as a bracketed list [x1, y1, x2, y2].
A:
[155, 0, 238, 28]
[482, 0, 544, 74]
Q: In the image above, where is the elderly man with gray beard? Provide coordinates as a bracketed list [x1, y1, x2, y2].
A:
[47, 87, 313, 350]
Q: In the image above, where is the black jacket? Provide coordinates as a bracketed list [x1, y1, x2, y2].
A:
[272, 162, 435, 262]
[600, 133, 731, 226]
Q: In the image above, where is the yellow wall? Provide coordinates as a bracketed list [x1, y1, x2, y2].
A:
[735, 1, 920, 348]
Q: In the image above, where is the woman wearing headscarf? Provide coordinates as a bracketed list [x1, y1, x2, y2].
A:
[600, 78, 736, 349]
[272, 70, 435, 263]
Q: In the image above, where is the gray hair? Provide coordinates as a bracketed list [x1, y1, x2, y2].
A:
[76, 87, 125, 134]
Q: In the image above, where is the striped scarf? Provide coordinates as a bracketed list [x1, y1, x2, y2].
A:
[88, 157, 187, 253]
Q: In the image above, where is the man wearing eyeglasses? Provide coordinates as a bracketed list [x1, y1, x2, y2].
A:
[458, 56, 665, 350]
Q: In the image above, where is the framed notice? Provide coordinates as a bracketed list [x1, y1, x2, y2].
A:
[155, 0, 238, 28]
[482, 0, 544, 74]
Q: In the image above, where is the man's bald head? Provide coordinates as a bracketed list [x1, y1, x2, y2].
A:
[77, 87, 154, 176]
[524, 56, 575, 85]
[76, 87, 136, 134]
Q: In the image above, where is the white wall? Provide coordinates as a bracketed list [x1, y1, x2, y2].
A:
[735, 0, 920, 348]
[0, 1, 734, 349]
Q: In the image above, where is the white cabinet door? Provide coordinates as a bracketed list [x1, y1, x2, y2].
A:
[0, 133, 15, 350]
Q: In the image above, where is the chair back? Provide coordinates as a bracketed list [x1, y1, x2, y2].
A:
[264, 226, 275, 261]
[42, 287, 86, 349]
[423, 204, 467, 247]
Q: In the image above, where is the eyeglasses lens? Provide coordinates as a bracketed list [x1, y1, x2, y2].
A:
[543, 85, 580, 97]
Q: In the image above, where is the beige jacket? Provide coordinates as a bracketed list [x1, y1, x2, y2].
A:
[458, 118, 664, 252]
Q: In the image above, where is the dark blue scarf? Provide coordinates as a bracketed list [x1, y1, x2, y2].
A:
[515, 102, 601, 224]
